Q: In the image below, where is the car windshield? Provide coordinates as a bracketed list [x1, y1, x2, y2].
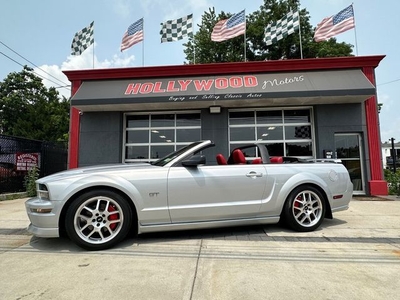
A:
[151, 141, 203, 167]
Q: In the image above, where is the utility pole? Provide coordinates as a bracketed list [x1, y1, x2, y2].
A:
[390, 137, 396, 173]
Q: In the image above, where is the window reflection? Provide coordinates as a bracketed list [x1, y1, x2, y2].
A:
[126, 130, 149, 143]
[286, 142, 312, 156]
[230, 109, 313, 157]
[284, 110, 310, 123]
[126, 115, 149, 127]
[125, 146, 148, 159]
[229, 111, 255, 125]
[285, 126, 311, 140]
[257, 126, 283, 140]
[125, 112, 201, 162]
[257, 110, 282, 124]
[265, 143, 284, 156]
[230, 127, 255, 141]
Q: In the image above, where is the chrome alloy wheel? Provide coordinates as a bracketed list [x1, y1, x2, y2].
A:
[73, 196, 124, 244]
[292, 190, 323, 228]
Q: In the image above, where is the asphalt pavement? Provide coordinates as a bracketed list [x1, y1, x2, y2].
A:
[0, 197, 399, 300]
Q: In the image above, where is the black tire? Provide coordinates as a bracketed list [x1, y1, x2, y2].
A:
[282, 185, 326, 232]
[65, 189, 133, 250]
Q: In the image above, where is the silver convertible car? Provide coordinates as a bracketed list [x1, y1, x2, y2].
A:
[26, 140, 352, 250]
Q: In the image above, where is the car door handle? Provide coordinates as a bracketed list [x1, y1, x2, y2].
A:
[246, 171, 263, 178]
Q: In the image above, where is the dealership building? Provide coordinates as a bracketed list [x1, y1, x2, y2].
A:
[64, 55, 387, 196]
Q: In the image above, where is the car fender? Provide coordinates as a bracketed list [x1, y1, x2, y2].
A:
[57, 174, 145, 213]
[272, 172, 332, 214]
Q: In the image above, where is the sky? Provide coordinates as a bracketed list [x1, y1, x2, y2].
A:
[1, 0, 399, 143]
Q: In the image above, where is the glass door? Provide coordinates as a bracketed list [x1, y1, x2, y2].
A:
[334, 133, 364, 194]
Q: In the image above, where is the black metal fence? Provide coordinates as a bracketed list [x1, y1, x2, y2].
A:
[0, 134, 67, 194]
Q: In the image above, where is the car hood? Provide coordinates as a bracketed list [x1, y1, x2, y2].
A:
[37, 163, 156, 182]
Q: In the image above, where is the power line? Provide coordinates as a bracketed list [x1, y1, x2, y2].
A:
[377, 78, 400, 87]
[0, 51, 70, 90]
[0, 40, 70, 87]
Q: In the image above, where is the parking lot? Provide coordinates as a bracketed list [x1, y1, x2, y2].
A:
[1, 197, 399, 300]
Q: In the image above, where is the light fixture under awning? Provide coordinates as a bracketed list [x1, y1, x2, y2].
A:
[70, 69, 376, 112]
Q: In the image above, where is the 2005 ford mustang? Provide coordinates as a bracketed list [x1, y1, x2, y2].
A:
[25, 140, 352, 250]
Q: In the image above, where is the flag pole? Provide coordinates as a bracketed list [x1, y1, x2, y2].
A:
[92, 42, 95, 69]
[352, 3, 359, 55]
[193, 15, 196, 64]
[142, 17, 145, 66]
[92, 22, 95, 68]
[298, 11, 303, 59]
[244, 9, 247, 62]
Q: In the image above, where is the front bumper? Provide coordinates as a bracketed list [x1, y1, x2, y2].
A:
[25, 197, 63, 238]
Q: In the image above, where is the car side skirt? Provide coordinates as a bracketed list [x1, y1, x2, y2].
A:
[138, 216, 280, 234]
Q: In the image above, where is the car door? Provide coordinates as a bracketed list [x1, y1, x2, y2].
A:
[167, 164, 267, 223]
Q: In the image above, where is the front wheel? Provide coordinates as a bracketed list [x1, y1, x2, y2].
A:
[282, 186, 326, 232]
[65, 190, 133, 250]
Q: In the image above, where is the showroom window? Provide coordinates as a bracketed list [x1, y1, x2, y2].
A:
[229, 108, 314, 158]
[124, 112, 201, 162]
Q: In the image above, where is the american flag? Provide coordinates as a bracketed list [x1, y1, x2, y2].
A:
[211, 10, 246, 42]
[314, 5, 355, 42]
[121, 18, 144, 51]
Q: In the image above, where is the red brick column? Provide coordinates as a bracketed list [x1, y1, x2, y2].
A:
[362, 67, 388, 195]
[68, 80, 82, 169]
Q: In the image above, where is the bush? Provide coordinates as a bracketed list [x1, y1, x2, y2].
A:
[384, 169, 400, 195]
[24, 166, 39, 197]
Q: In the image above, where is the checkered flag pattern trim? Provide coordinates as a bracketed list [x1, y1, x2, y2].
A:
[160, 14, 193, 43]
[295, 126, 311, 139]
[264, 11, 299, 46]
[71, 21, 94, 55]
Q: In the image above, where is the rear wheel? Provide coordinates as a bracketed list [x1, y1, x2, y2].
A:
[283, 185, 326, 232]
[65, 190, 132, 250]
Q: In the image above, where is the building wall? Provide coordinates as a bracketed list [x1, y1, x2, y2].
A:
[79, 112, 122, 167]
[314, 103, 366, 156]
[314, 103, 369, 193]
[201, 108, 229, 164]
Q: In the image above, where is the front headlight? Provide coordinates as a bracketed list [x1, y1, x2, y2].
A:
[37, 183, 49, 200]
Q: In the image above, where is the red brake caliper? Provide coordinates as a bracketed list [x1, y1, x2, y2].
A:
[294, 196, 301, 207]
[108, 205, 118, 230]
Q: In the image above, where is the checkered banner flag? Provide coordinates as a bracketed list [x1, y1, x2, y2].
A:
[160, 14, 193, 43]
[71, 21, 94, 55]
[264, 11, 299, 46]
[295, 126, 311, 139]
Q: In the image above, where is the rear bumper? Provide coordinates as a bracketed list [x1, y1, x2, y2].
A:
[331, 179, 353, 213]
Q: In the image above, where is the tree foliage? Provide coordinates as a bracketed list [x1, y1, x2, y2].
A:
[0, 66, 70, 143]
[183, 0, 353, 64]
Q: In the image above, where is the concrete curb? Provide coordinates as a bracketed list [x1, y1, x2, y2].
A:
[0, 192, 28, 201]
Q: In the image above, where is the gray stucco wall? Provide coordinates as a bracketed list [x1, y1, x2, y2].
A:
[79, 112, 122, 167]
[200, 108, 229, 164]
[314, 103, 370, 193]
[314, 103, 367, 158]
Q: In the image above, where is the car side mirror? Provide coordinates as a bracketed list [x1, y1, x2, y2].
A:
[182, 155, 206, 167]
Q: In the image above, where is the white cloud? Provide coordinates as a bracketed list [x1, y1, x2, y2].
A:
[107, 0, 131, 19]
[35, 44, 136, 98]
[140, 0, 212, 20]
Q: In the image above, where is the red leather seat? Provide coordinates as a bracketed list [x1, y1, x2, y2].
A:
[232, 149, 246, 164]
[252, 158, 262, 164]
[216, 154, 227, 165]
[270, 156, 283, 164]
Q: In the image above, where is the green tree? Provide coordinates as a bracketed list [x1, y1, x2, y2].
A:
[184, 0, 353, 64]
[0, 66, 70, 143]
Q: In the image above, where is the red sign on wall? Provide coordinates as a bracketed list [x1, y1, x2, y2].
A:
[16, 153, 39, 171]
